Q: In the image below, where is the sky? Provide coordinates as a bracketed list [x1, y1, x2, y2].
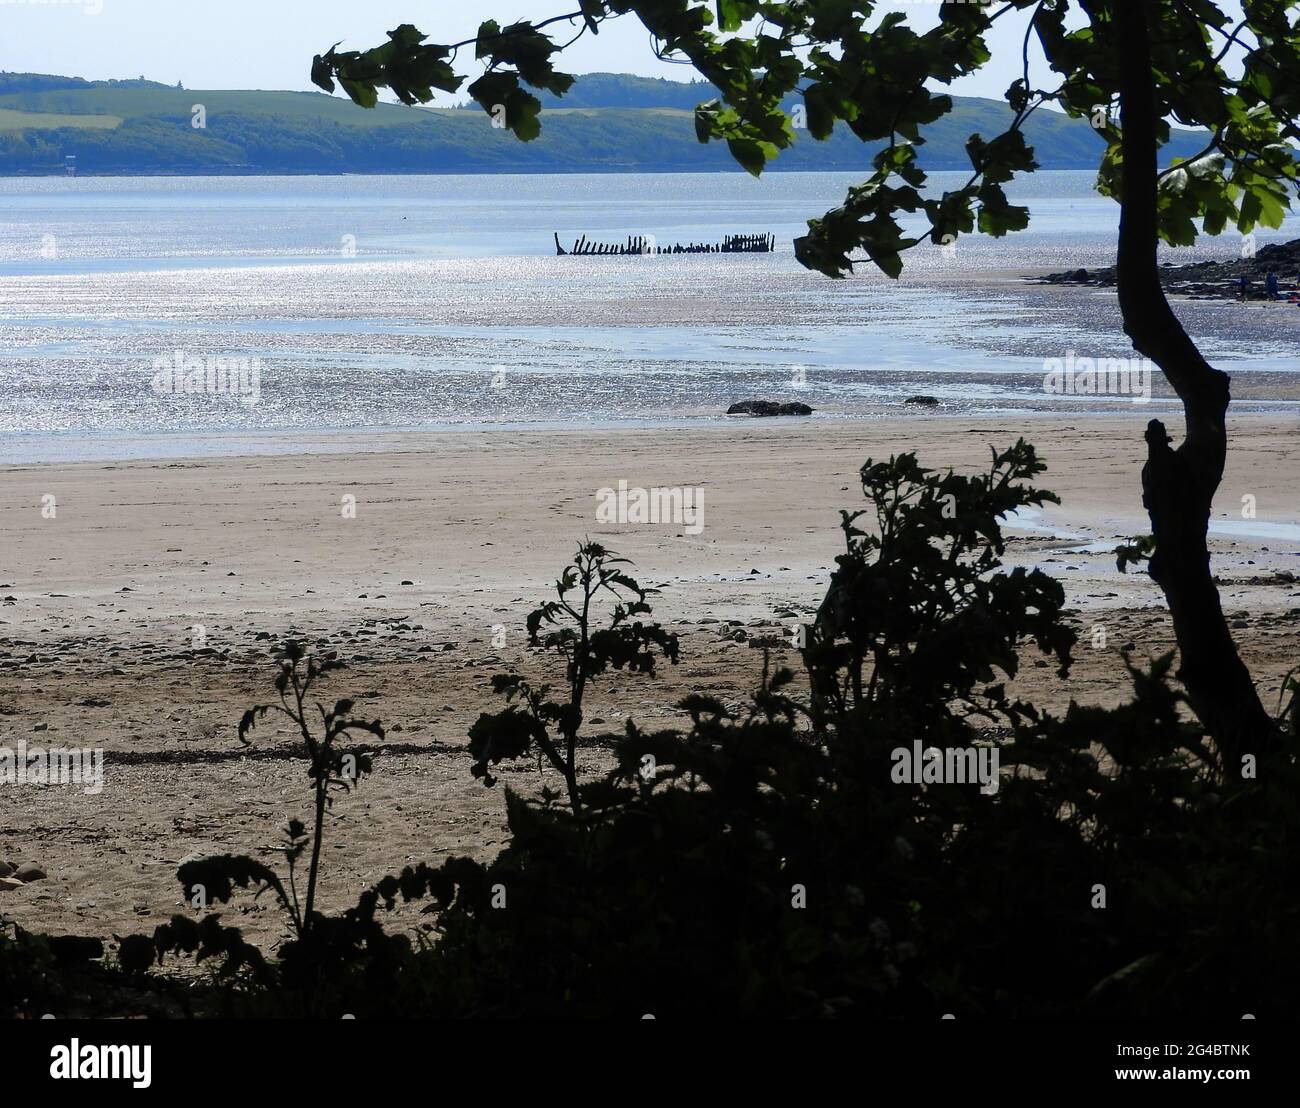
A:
[0, 0, 1040, 101]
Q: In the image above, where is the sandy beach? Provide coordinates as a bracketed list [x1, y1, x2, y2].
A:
[1, 413, 1298, 947]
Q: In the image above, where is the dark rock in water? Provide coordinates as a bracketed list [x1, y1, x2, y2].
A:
[904, 395, 940, 407]
[726, 399, 814, 417]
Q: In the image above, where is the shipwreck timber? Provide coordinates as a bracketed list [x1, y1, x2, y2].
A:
[555, 232, 775, 256]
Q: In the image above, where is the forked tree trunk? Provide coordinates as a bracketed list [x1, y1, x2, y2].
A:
[1114, 0, 1278, 767]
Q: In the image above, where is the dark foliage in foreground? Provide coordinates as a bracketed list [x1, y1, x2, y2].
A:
[6, 442, 1297, 1018]
[468, 541, 678, 811]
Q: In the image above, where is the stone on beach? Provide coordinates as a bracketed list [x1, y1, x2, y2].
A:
[726, 399, 814, 417]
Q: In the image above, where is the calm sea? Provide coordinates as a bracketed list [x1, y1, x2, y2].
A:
[1, 170, 1297, 463]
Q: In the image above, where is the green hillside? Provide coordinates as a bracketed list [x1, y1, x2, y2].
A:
[0, 70, 1209, 176]
[0, 107, 121, 131]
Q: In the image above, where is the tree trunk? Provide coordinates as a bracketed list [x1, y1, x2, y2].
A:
[1114, 0, 1278, 768]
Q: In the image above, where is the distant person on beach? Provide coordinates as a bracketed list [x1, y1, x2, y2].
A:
[1266, 270, 1280, 300]
[1239, 274, 1251, 300]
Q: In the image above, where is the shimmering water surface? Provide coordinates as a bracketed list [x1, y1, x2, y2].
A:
[1, 171, 1297, 462]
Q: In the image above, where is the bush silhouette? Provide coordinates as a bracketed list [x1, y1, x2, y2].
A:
[413, 444, 1300, 1017]
[101, 443, 1300, 1018]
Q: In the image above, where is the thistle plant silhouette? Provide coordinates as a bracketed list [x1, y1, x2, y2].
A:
[114, 643, 384, 986]
[468, 540, 679, 812]
[232, 641, 383, 933]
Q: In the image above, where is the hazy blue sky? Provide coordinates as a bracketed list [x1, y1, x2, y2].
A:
[1, 0, 1039, 100]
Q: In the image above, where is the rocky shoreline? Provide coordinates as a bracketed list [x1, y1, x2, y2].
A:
[1031, 239, 1300, 301]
